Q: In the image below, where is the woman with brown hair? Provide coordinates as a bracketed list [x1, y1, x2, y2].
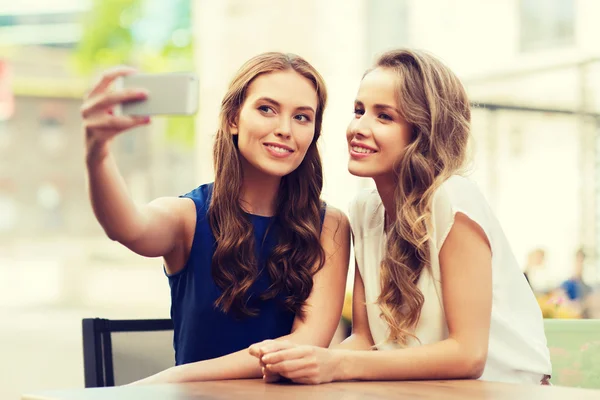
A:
[251, 49, 551, 385]
[81, 52, 350, 383]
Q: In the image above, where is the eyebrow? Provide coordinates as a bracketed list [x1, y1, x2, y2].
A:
[355, 100, 401, 115]
[256, 97, 315, 114]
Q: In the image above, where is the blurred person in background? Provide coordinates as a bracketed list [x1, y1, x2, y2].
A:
[560, 248, 591, 302]
[80, 52, 350, 383]
[523, 248, 553, 295]
[558, 248, 593, 317]
[251, 48, 551, 385]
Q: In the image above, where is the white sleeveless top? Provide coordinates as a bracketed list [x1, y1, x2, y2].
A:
[349, 175, 552, 384]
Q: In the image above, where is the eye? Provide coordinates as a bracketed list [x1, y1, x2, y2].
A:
[378, 113, 392, 121]
[294, 114, 311, 122]
[258, 105, 275, 114]
[354, 107, 364, 117]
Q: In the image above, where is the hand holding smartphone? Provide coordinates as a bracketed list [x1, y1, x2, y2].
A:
[114, 72, 199, 116]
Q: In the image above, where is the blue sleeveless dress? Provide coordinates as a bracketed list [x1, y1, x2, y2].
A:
[167, 183, 325, 365]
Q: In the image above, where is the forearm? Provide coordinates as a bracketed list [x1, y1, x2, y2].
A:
[148, 330, 324, 384]
[335, 338, 486, 381]
[86, 143, 146, 242]
[163, 348, 263, 383]
[333, 333, 373, 351]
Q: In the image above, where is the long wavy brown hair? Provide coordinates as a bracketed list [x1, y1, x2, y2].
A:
[209, 52, 327, 319]
[373, 49, 471, 345]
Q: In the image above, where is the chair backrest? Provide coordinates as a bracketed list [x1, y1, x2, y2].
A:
[82, 318, 175, 387]
[544, 319, 600, 388]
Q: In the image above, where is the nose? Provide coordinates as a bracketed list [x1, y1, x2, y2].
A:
[348, 114, 372, 139]
[275, 116, 292, 139]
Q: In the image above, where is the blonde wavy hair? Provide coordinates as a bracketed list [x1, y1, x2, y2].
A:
[372, 49, 471, 345]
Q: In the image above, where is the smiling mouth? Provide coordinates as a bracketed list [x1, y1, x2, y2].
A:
[264, 144, 293, 153]
[351, 146, 376, 154]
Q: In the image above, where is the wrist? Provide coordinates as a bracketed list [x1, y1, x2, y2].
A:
[86, 138, 111, 167]
[333, 350, 353, 381]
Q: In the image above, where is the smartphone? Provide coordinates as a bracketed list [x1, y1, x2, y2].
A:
[114, 72, 199, 116]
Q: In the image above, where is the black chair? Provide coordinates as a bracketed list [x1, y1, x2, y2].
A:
[82, 318, 175, 387]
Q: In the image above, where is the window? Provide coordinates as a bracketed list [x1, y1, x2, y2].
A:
[0, 120, 10, 151]
[0, 178, 17, 233]
[520, 0, 575, 52]
[37, 181, 64, 230]
[38, 102, 67, 154]
[0, 193, 17, 233]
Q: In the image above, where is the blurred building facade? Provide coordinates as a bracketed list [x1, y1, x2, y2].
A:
[0, 47, 157, 240]
[0, 4, 197, 242]
[192, 0, 600, 286]
[403, 0, 600, 285]
[0, 1, 90, 47]
[1, 4, 190, 397]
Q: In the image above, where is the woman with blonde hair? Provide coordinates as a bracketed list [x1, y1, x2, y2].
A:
[250, 49, 551, 385]
[81, 52, 350, 383]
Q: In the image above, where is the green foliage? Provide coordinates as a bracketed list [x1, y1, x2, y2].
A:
[545, 319, 600, 388]
[73, 0, 195, 147]
[73, 0, 142, 74]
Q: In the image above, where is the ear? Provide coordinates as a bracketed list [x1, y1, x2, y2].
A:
[229, 117, 239, 135]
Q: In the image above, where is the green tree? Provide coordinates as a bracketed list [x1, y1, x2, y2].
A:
[73, 0, 195, 147]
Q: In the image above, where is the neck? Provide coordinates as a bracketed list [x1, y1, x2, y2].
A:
[374, 174, 397, 229]
[239, 159, 281, 217]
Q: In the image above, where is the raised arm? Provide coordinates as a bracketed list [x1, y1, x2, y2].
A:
[133, 206, 351, 384]
[82, 67, 193, 265]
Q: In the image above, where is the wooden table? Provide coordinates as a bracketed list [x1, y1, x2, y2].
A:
[21, 379, 600, 400]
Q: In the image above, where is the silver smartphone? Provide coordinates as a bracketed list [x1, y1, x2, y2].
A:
[114, 72, 199, 116]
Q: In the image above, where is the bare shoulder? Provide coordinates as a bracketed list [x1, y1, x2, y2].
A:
[151, 197, 197, 274]
[148, 195, 194, 211]
[321, 205, 351, 242]
[318, 205, 351, 275]
[145, 196, 197, 243]
[147, 196, 196, 221]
